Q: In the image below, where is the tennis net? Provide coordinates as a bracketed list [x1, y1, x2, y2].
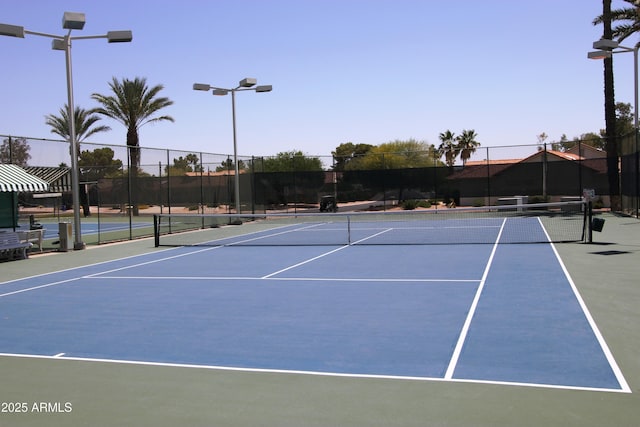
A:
[153, 200, 590, 247]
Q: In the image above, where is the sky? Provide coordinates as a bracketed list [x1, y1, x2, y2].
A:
[1, 0, 637, 163]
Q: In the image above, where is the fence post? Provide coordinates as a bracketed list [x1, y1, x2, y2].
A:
[588, 201, 593, 243]
[126, 153, 132, 240]
[486, 147, 491, 205]
[382, 153, 386, 211]
[166, 150, 172, 215]
[543, 143, 548, 199]
[578, 139, 583, 198]
[251, 156, 256, 214]
[226, 155, 232, 214]
[199, 152, 204, 215]
[634, 128, 640, 218]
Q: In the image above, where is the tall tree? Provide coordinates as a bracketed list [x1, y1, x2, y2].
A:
[594, 0, 620, 210]
[594, 1, 640, 210]
[78, 147, 123, 181]
[331, 142, 374, 171]
[185, 153, 203, 172]
[536, 132, 549, 151]
[613, 101, 635, 136]
[593, 0, 640, 41]
[91, 77, 174, 214]
[456, 129, 481, 166]
[45, 105, 111, 152]
[217, 158, 246, 172]
[361, 139, 436, 170]
[0, 137, 31, 166]
[45, 104, 111, 216]
[261, 151, 323, 172]
[167, 154, 204, 175]
[438, 130, 458, 168]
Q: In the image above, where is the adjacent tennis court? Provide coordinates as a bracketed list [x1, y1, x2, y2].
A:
[0, 202, 629, 394]
[16, 220, 152, 238]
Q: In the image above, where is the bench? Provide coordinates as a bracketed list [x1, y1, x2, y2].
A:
[17, 229, 44, 252]
[0, 232, 32, 261]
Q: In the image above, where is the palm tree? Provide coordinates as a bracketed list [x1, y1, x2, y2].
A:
[45, 104, 111, 157]
[45, 105, 111, 216]
[437, 130, 458, 168]
[593, 0, 640, 42]
[456, 129, 480, 166]
[592, 0, 640, 211]
[91, 77, 174, 214]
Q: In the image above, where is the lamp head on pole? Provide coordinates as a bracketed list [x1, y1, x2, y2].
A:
[0, 23, 25, 38]
[239, 78, 257, 88]
[107, 30, 133, 43]
[588, 50, 612, 60]
[51, 39, 66, 51]
[593, 38, 619, 51]
[193, 83, 211, 91]
[62, 12, 86, 30]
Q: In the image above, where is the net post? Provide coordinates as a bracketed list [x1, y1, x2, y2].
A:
[153, 214, 159, 247]
[347, 214, 352, 245]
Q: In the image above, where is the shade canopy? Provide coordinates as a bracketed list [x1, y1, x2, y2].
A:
[0, 164, 50, 192]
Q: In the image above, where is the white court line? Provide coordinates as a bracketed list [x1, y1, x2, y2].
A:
[0, 246, 214, 297]
[0, 245, 182, 287]
[226, 222, 328, 245]
[444, 218, 506, 380]
[261, 245, 351, 279]
[537, 218, 631, 393]
[84, 246, 223, 278]
[0, 276, 84, 298]
[260, 228, 397, 279]
[0, 352, 628, 393]
[88, 275, 481, 283]
[350, 228, 393, 244]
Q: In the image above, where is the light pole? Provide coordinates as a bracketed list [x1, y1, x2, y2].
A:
[0, 12, 132, 249]
[193, 78, 272, 214]
[589, 38, 640, 217]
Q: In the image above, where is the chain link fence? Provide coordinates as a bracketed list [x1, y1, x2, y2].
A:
[620, 130, 640, 217]
[2, 133, 638, 249]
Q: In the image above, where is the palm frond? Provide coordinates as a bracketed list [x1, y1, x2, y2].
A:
[593, 3, 640, 43]
[44, 104, 111, 142]
[92, 76, 174, 131]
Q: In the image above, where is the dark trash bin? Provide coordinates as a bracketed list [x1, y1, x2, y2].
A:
[319, 195, 338, 212]
[592, 217, 605, 232]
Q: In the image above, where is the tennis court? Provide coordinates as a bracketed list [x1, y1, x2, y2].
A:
[17, 220, 153, 238]
[6, 218, 155, 248]
[1, 204, 638, 426]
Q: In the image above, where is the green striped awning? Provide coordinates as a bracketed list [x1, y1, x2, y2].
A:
[0, 164, 50, 192]
[22, 166, 71, 192]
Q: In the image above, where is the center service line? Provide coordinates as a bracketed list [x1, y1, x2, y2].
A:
[444, 218, 506, 380]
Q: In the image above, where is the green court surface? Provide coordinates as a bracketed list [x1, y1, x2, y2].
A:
[1, 212, 639, 427]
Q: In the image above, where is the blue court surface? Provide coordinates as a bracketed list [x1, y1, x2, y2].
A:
[13, 220, 151, 238]
[0, 217, 630, 393]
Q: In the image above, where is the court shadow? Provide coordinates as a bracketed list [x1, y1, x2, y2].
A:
[589, 250, 632, 256]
